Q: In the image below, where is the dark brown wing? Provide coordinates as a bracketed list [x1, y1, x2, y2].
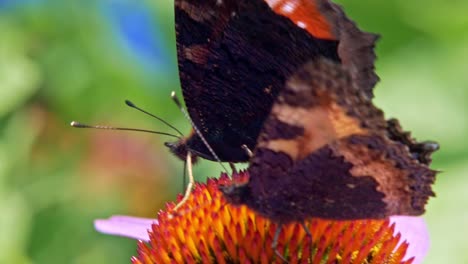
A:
[386, 118, 439, 165]
[223, 59, 437, 222]
[173, 0, 378, 162]
[266, 0, 379, 98]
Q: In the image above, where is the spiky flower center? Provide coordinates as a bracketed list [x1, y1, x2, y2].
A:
[132, 173, 412, 264]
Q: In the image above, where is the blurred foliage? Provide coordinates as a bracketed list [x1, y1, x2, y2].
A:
[0, 0, 466, 263]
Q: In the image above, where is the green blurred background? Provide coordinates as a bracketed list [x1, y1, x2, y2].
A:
[0, 0, 466, 263]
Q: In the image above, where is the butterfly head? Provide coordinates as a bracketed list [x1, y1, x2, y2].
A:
[164, 138, 199, 164]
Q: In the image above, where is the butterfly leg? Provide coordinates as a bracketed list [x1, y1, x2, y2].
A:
[181, 159, 187, 192]
[241, 144, 253, 158]
[301, 222, 313, 257]
[272, 224, 288, 263]
[229, 162, 238, 174]
[172, 152, 194, 212]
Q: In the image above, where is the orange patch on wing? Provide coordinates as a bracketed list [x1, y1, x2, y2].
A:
[266, 0, 335, 40]
[332, 139, 414, 215]
[259, 100, 366, 160]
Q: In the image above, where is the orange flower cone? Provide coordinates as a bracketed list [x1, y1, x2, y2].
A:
[95, 172, 429, 264]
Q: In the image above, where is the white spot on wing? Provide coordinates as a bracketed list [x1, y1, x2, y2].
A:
[281, 3, 294, 14]
[281, 0, 298, 14]
[297, 21, 307, 28]
[265, 0, 281, 8]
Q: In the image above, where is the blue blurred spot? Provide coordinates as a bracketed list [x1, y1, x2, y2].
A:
[0, 0, 175, 77]
[101, 1, 174, 75]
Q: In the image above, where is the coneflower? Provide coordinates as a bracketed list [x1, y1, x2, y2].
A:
[95, 172, 429, 264]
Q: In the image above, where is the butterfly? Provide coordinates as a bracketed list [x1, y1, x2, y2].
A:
[166, 0, 379, 165]
[169, 1, 438, 259]
[220, 58, 438, 222]
[170, 0, 437, 222]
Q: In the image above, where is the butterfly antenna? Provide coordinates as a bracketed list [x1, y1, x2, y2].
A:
[70, 121, 180, 139]
[170, 91, 228, 173]
[125, 100, 184, 137]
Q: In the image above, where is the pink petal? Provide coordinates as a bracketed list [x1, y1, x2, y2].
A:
[391, 216, 430, 264]
[94, 215, 157, 241]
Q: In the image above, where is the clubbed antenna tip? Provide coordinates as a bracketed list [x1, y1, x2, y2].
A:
[125, 100, 136, 108]
[70, 121, 86, 128]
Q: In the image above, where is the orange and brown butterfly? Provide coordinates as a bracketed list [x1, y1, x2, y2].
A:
[168, 0, 379, 164]
[221, 58, 439, 222]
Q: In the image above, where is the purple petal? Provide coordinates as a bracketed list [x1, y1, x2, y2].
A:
[390, 216, 429, 264]
[94, 215, 157, 241]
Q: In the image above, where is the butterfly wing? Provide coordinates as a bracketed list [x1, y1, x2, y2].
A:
[233, 59, 437, 222]
[174, 0, 377, 162]
[266, 0, 380, 98]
